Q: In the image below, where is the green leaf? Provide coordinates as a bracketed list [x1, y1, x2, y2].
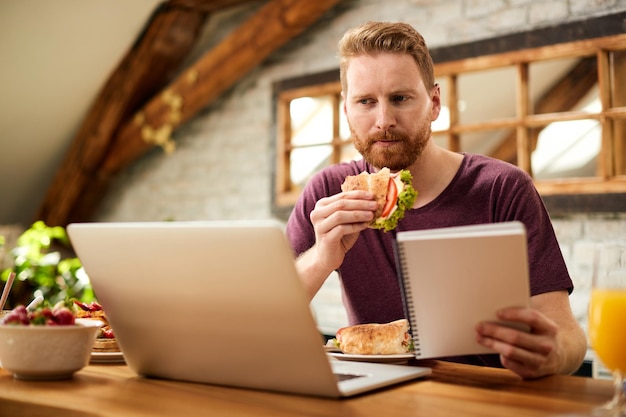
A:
[0, 221, 94, 308]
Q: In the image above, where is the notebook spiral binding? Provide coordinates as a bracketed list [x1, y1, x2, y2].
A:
[392, 237, 420, 356]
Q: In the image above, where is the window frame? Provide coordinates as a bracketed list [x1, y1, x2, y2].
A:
[275, 81, 346, 207]
[433, 34, 626, 196]
[272, 14, 626, 217]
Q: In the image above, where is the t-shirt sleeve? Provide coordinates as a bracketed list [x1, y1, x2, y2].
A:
[286, 169, 341, 257]
[285, 189, 316, 257]
[497, 172, 573, 296]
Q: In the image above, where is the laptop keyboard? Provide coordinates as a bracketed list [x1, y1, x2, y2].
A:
[335, 373, 365, 382]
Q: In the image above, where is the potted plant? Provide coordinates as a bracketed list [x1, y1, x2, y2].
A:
[0, 221, 95, 309]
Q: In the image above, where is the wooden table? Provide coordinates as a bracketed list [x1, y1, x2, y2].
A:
[0, 360, 613, 417]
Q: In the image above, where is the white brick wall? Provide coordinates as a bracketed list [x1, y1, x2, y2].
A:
[528, 1, 570, 25]
[89, 0, 626, 342]
[553, 215, 626, 333]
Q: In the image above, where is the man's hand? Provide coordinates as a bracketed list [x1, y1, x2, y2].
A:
[295, 190, 377, 299]
[475, 291, 586, 379]
[310, 190, 378, 271]
[475, 306, 560, 378]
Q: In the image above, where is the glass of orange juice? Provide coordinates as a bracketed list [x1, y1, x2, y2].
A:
[588, 244, 626, 416]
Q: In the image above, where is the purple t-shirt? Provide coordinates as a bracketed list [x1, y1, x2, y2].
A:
[286, 154, 572, 367]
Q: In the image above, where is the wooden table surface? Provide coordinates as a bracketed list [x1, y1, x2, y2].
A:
[0, 359, 613, 417]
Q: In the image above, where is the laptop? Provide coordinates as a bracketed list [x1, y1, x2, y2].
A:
[67, 220, 430, 398]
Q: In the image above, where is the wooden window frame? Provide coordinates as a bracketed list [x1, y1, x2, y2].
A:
[433, 35, 626, 196]
[272, 13, 626, 217]
[274, 81, 346, 207]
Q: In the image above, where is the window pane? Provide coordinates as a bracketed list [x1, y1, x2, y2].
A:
[530, 78, 601, 180]
[290, 145, 332, 187]
[459, 129, 514, 162]
[340, 143, 361, 163]
[531, 120, 600, 179]
[457, 67, 516, 124]
[529, 57, 594, 115]
[290, 96, 334, 147]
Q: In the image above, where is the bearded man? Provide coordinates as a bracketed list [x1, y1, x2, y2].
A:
[285, 21, 586, 379]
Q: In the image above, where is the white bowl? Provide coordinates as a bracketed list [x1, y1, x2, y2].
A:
[0, 318, 100, 380]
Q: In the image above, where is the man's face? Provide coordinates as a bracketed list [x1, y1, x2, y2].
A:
[343, 52, 440, 171]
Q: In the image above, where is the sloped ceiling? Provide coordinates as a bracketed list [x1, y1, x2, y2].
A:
[0, 0, 162, 226]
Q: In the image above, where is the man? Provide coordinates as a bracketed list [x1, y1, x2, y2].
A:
[285, 21, 586, 379]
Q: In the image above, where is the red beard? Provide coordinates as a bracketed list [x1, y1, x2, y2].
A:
[351, 126, 430, 171]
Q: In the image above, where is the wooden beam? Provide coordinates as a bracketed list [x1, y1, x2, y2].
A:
[515, 63, 531, 174]
[99, 0, 340, 178]
[35, 3, 208, 226]
[614, 50, 626, 176]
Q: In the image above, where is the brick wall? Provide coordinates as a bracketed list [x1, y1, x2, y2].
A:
[92, 0, 626, 337]
[552, 215, 626, 331]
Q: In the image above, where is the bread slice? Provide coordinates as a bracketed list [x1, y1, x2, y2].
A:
[341, 167, 391, 218]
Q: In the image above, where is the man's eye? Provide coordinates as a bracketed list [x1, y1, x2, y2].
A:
[359, 98, 370, 105]
[392, 95, 407, 102]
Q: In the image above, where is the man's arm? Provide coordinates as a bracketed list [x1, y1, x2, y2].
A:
[527, 291, 588, 375]
[293, 190, 377, 300]
[476, 290, 587, 378]
[295, 246, 338, 300]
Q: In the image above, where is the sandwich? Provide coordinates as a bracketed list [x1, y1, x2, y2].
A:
[341, 167, 417, 232]
[333, 319, 413, 355]
[74, 301, 120, 353]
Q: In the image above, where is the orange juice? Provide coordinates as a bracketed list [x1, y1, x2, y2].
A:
[589, 289, 626, 373]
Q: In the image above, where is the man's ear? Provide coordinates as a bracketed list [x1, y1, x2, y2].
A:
[429, 83, 441, 121]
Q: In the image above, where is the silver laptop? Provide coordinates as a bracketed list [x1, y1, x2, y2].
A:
[67, 220, 430, 398]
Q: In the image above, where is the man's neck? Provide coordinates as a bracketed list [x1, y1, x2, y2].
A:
[406, 141, 464, 208]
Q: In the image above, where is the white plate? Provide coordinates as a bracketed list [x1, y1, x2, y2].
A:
[327, 352, 414, 364]
[90, 351, 125, 364]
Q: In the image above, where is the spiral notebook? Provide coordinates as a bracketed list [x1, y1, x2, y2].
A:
[393, 221, 530, 359]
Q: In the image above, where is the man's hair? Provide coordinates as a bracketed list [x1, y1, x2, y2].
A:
[338, 21, 435, 94]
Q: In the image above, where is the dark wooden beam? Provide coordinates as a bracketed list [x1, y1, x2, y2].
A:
[99, 0, 340, 177]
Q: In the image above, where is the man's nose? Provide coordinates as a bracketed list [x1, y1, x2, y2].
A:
[375, 102, 396, 130]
